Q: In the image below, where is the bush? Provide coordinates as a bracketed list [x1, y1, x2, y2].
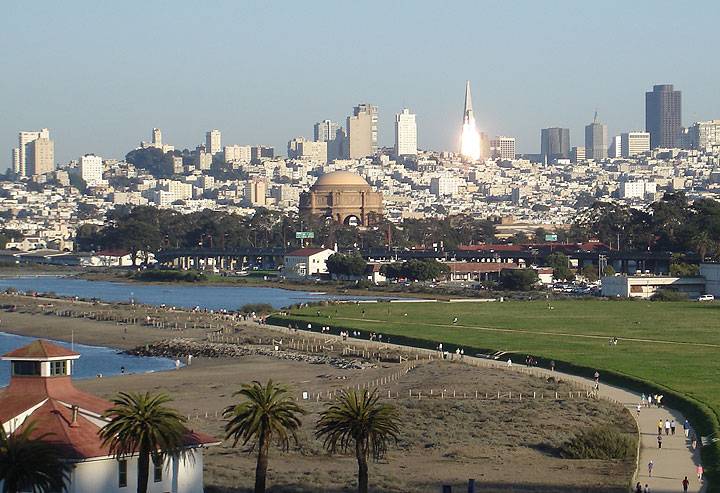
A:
[559, 426, 636, 460]
[133, 269, 207, 282]
[651, 289, 689, 301]
[239, 303, 274, 315]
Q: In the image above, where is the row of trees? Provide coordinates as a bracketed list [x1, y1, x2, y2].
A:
[75, 193, 720, 264]
[0, 383, 400, 493]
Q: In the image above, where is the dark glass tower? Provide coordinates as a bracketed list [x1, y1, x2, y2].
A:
[645, 84, 681, 149]
[541, 127, 570, 162]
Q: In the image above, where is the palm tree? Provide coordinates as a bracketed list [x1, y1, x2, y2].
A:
[0, 422, 72, 493]
[223, 380, 306, 493]
[315, 389, 402, 493]
[692, 231, 715, 260]
[99, 392, 188, 493]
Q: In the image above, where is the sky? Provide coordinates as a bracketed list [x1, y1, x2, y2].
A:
[2, 0, 720, 169]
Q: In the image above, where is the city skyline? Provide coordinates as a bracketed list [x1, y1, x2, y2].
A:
[3, 1, 720, 168]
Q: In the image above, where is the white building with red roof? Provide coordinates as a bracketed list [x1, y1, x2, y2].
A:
[0, 340, 218, 493]
[283, 247, 335, 279]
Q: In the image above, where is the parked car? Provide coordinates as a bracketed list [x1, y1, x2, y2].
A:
[697, 294, 715, 301]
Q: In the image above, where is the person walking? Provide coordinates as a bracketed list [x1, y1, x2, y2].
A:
[637, 403, 642, 417]
[643, 484, 650, 493]
[648, 394, 653, 407]
[657, 419, 663, 435]
[657, 434, 663, 449]
[697, 464, 704, 481]
[683, 476, 690, 492]
[665, 419, 671, 435]
[641, 393, 647, 407]
[635, 482, 642, 493]
[683, 419, 690, 438]
[671, 419, 676, 435]
[648, 460, 654, 477]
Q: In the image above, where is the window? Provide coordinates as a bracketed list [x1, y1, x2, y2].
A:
[11, 361, 40, 376]
[50, 361, 67, 376]
[153, 457, 163, 483]
[118, 460, 127, 488]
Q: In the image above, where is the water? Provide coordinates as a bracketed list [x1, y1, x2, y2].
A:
[0, 276, 393, 310]
[0, 332, 176, 387]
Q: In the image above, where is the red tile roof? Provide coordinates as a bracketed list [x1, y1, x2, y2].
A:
[286, 248, 332, 257]
[2, 340, 80, 359]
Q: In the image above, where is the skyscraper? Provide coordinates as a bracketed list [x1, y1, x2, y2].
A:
[394, 108, 417, 156]
[12, 128, 53, 177]
[459, 81, 481, 161]
[540, 127, 570, 162]
[314, 120, 345, 162]
[205, 129, 222, 155]
[584, 113, 608, 160]
[346, 104, 378, 159]
[490, 136, 515, 160]
[646, 84, 682, 148]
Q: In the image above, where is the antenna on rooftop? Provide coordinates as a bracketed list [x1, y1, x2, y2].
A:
[593, 110, 598, 124]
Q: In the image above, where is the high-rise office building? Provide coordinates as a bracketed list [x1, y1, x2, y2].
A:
[585, 114, 608, 160]
[251, 146, 274, 161]
[346, 103, 378, 159]
[646, 84, 682, 148]
[540, 127, 570, 162]
[570, 146, 586, 163]
[490, 136, 516, 160]
[621, 132, 651, 157]
[79, 154, 104, 186]
[459, 81, 481, 161]
[314, 120, 341, 142]
[608, 135, 622, 158]
[12, 128, 52, 177]
[314, 120, 345, 162]
[224, 145, 252, 163]
[394, 108, 417, 156]
[686, 120, 720, 149]
[205, 130, 222, 155]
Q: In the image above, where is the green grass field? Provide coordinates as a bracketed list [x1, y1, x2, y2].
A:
[279, 301, 718, 422]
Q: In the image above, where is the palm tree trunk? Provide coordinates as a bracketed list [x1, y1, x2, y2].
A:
[355, 439, 369, 493]
[255, 428, 269, 493]
[137, 448, 150, 493]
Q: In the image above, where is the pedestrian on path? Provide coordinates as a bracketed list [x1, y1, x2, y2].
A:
[683, 419, 690, 438]
[665, 419, 671, 435]
[648, 394, 653, 407]
[648, 460, 654, 477]
[657, 419, 663, 435]
[691, 431, 697, 450]
[637, 403, 642, 417]
[657, 434, 663, 449]
[671, 419, 676, 435]
[643, 484, 650, 493]
[635, 482, 642, 493]
[683, 476, 690, 492]
[641, 393, 647, 407]
[697, 464, 704, 481]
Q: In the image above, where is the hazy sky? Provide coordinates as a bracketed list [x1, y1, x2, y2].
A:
[3, 0, 720, 168]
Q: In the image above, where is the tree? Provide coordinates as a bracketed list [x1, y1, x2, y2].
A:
[326, 253, 367, 278]
[0, 423, 72, 493]
[125, 147, 176, 178]
[223, 381, 306, 493]
[315, 389, 401, 493]
[498, 268, 539, 291]
[99, 392, 188, 493]
[401, 259, 450, 281]
[546, 252, 575, 281]
[580, 265, 599, 283]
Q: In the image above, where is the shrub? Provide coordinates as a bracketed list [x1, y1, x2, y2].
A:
[239, 303, 274, 315]
[133, 269, 207, 282]
[651, 289, 689, 301]
[559, 426, 635, 460]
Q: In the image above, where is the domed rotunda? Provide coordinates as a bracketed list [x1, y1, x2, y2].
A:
[299, 171, 383, 226]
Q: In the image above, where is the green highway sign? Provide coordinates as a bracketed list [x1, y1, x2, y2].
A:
[545, 234, 558, 242]
[295, 231, 315, 239]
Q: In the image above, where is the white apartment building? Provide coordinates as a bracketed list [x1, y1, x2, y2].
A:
[490, 136, 516, 160]
[13, 128, 52, 177]
[621, 132, 650, 157]
[430, 176, 461, 197]
[687, 120, 720, 149]
[206, 129, 222, 155]
[394, 108, 417, 156]
[79, 154, 104, 186]
[619, 180, 657, 199]
[287, 138, 328, 163]
[195, 150, 212, 170]
[224, 145, 252, 163]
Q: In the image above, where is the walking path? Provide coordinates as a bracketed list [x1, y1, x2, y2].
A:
[260, 320, 708, 492]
